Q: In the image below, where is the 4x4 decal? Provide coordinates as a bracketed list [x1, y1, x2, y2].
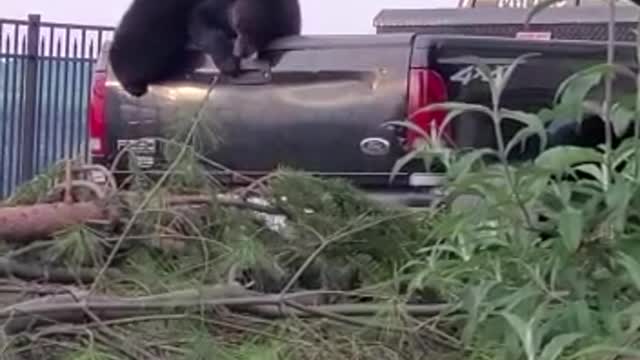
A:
[449, 64, 510, 86]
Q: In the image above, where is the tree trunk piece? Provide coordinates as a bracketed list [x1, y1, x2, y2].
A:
[0, 201, 111, 242]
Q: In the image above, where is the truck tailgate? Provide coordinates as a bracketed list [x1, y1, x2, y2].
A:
[411, 35, 638, 153]
[104, 34, 417, 186]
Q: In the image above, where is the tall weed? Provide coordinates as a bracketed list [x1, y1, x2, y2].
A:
[393, 1, 640, 358]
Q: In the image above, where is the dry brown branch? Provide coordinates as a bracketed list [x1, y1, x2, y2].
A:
[0, 258, 120, 284]
[64, 160, 73, 204]
[71, 164, 118, 191]
[142, 193, 286, 216]
[50, 180, 108, 201]
[0, 284, 450, 335]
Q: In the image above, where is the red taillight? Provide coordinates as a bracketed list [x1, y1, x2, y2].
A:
[406, 68, 449, 149]
[88, 71, 107, 156]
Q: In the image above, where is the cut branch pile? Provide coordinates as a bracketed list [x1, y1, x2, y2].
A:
[0, 160, 455, 359]
[2, 283, 450, 335]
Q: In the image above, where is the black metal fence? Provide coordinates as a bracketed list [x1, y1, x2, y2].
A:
[0, 15, 114, 198]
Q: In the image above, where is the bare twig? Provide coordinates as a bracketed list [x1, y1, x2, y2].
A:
[166, 193, 285, 215]
[603, 0, 617, 179]
[73, 164, 118, 191]
[523, 0, 566, 29]
[89, 82, 220, 295]
[50, 180, 108, 201]
[279, 211, 422, 298]
[64, 160, 72, 204]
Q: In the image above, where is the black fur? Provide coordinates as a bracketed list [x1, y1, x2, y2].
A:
[189, 0, 302, 73]
[109, 0, 301, 98]
[108, 0, 201, 97]
[230, 0, 302, 58]
[187, 0, 240, 76]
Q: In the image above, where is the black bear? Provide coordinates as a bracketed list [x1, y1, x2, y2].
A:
[108, 0, 201, 97]
[229, 0, 302, 59]
[187, 0, 240, 76]
[189, 0, 302, 73]
[109, 0, 302, 98]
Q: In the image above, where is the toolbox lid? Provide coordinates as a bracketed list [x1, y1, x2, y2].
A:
[373, 5, 640, 28]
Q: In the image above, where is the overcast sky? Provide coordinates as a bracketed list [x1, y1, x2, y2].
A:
[3, 0, 458, 34]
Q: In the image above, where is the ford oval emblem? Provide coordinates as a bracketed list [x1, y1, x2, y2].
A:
[360, 137, 390, 156]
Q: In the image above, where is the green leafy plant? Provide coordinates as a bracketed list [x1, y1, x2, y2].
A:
[387, 1, 640, 359]
[9, 2, 640, 360]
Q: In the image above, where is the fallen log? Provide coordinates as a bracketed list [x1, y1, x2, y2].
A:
[0, 193, 283, 243]
[0, 201, 113, 242]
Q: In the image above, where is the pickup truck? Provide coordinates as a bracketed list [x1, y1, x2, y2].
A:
[87, 33, 637, 206]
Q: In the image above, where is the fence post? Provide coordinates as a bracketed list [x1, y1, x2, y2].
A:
[20, 14, 40, 183]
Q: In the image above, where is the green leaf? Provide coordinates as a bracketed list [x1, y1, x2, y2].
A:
[383, 120, 431, 141]
[501, 109, 548, 155]
[461, 281, 499, 345]
[581, 100, 604, 118]
[505, 127, 540, 158]
[611, 102, 634, 138]
[554, 64, 608, 105]
[617, 303, 640, 336]
[502, 311, 536, 360]
[572, 345, 640, 359]
[389, 143, 425, 184]
[417, 244, 465, 258]
[449, 148, 497, 180]
[557, 207, 584, 253]
[574, 164, 605, 184]
[554, 63, 635, 108]
[612, 137, 639, 168]
[615, 91, 640, 110]
[381, 121, 429, 139]
[553, 66, 606, 124]
[606, 180, 632, 231]
[618, 253, 640, 293]
[492, 285, 542, 312]
[612, 63, 638, 80]
[397, 101, 494, 145]
[535, 146, 602, 172]
[619, 302, 640, 316]
[538, 107, 558, 124]
[572, 300, 594, 333]
[538, 333, 584, 360]
[498, 53, 541, 100]
[417, 101, 494, 118]
[525, 0, 568, 25]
